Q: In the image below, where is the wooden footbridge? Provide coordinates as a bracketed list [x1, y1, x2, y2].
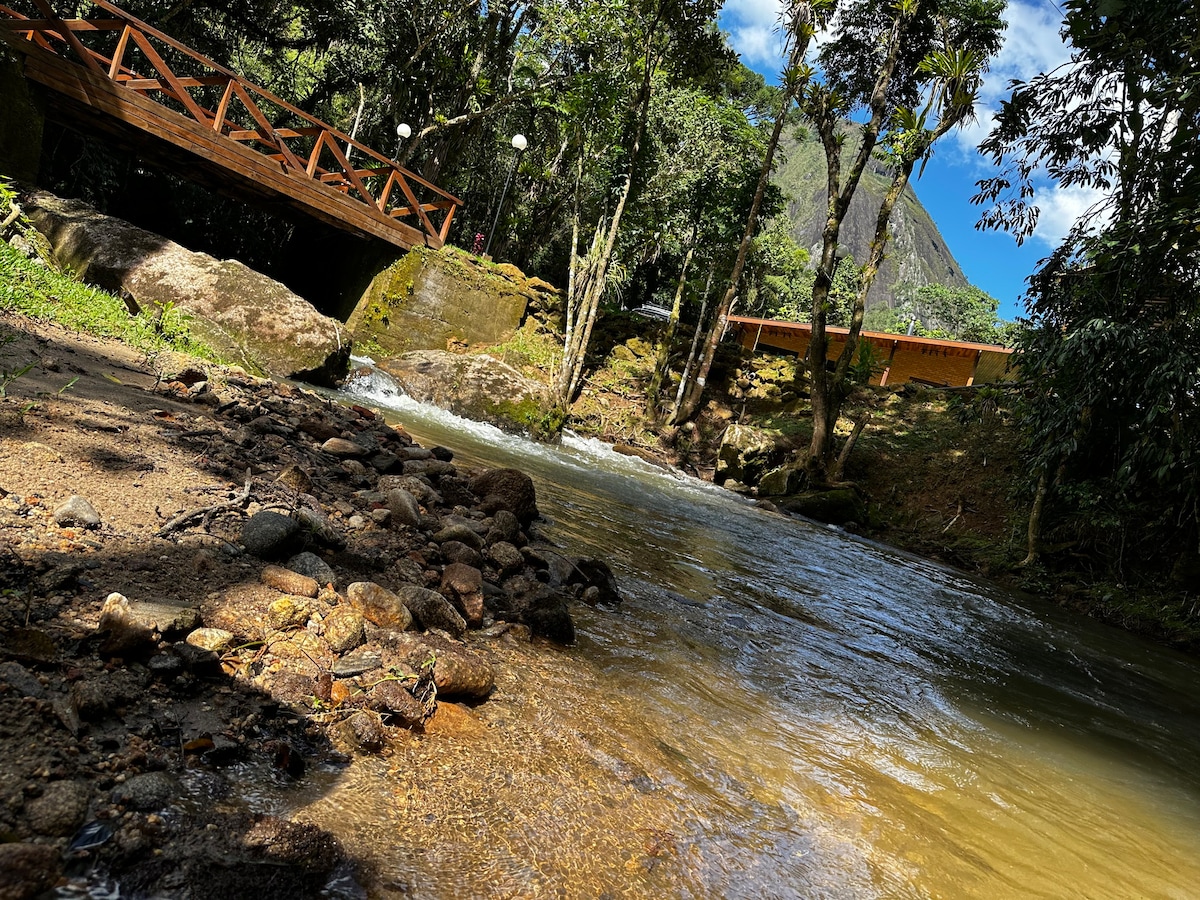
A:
[0, 0, 460, 250]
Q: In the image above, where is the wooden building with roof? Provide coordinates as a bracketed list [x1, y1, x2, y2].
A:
[726, 315, 1015, 388]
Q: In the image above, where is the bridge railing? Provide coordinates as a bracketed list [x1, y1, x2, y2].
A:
[0, 0, 461, 246]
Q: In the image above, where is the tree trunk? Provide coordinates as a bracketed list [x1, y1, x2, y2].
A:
[647, 238, 695, 422]
[806, 8, 911, 480]
[831, 410, 870, 482]
[671, 263, 717, 416]
[552, 32, 662, 408]
[670, 7, 817, 425]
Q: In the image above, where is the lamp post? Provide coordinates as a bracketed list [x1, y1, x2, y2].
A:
[484, 133, 528, 258]
[392, 122, 411, 162]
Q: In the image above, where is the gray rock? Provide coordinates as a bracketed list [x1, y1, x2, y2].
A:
[321, 606, 365, 654]
[296, 506, 345, 550]
[440, 541, 483, 568]
[111, 771, 179, 811]
[396, 584, 466, 637]
[375, 350, 552, 436]
[469, 468, 539, 525]
[346, 582, 413, 631]
[0, 662, 48, 700]
[241, 511, 302, 559]
[127, 600, 202, 638]
[572, 557, 622, 605]
[486, 541, 524, 575]
[26, 781, 90, 837]
[378, 474, 440, 507]
[432, 523, 484, 551]
[385, 489, 421, 528]
[321, 437, 366, 458]
[53, 495, 100, 529]
[332, 649, 382, 678]
[0, 843, 62, 900]
[285, 551, 337, 588]
[402, 459, 456, 478]
[486, 509, 521, 545]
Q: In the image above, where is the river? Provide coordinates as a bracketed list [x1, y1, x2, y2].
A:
[278, 367, 1200, 898]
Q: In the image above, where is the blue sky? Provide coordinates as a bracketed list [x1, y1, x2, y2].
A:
[720, 0, 1089, 321]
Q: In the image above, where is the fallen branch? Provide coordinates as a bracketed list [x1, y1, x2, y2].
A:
[157, 469, 253, 537]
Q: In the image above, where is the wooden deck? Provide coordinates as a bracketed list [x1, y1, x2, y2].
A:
[0, 0, 460, 250]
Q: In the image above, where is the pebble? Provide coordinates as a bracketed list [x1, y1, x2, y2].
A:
[385, 488, 421, 528]
[396, 584, 467, 638]
[111, 771, 179, 811]
[261, 564, 319, 598]
[53, 495, 101, 529]
[346, 582, 413, 631]
[320, 437, 366, 458]
[267, 595, 312, 630]
[285, 551, 337, 588]
[321, 605, 365, 653]
[332, 649, 383, 678]
[185, 627, 233, 652]
[241, 510, 302, 559]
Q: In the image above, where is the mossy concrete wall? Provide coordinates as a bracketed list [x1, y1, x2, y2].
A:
[348, 247, 558, 358]
[0, 50, 44, 185]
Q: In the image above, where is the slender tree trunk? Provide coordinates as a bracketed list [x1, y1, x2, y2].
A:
[831, 410, 870, 482]
[807, 8, 911, 480]
[553, 37, 661, 407]
[647, 238, 695, 422]
[670, 7, 817, 425]
[671, 263, 717, 416]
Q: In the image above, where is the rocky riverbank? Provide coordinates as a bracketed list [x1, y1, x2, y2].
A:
[0, 313, 619, 898]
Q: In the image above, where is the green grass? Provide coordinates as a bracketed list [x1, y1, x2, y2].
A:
[0, 238, 220, 362]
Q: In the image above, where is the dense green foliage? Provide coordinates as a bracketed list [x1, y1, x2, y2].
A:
[975, 0, 1200, 581]
[864, 282, 1013, 344]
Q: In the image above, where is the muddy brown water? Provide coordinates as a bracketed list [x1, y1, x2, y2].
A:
[185, 368, 1200, 897]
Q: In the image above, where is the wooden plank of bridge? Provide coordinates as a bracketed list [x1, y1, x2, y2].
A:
[21, 52, 431, 249]
[2, 0, 462, 250]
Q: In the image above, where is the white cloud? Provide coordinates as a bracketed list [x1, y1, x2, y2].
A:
[722, 0, 788, 69]
[1030, 183, 1108, 247]
[954, 0, 1072, 158]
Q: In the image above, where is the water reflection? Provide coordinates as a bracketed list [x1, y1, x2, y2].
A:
[279, 372, 1200, 898]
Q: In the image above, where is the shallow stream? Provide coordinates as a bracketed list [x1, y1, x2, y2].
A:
[279, 367, 1200, 898]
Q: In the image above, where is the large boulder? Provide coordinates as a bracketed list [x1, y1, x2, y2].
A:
[715, 424, 803, 488]
[23, 192, 351, 385]
[347, 247, 556, 356]
[377, 350, 560, 437]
